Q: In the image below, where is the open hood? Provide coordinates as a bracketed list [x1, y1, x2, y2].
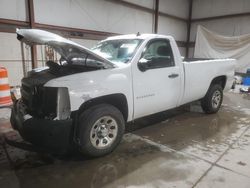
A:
[16, 29, 114, 68]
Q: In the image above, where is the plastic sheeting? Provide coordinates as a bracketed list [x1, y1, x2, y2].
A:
[194, 25, 250, 73]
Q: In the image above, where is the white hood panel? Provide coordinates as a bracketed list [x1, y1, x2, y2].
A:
[17, 29, 114, 67]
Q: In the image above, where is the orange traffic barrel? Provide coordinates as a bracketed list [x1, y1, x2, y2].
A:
[0, 67, 12, 107]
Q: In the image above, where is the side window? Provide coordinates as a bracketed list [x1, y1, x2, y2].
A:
[141, 39, 174, 69]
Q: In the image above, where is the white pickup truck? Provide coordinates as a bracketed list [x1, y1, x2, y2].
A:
[10, 29, 235, 157]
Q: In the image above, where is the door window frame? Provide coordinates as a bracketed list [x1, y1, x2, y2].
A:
[139, 38, 175, 71]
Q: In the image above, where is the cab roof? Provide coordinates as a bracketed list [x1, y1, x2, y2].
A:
[106, 33, 173, 41]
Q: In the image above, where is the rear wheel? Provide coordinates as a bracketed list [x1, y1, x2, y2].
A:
[201, 84, 223, 114]
[77, 104, 125, 157]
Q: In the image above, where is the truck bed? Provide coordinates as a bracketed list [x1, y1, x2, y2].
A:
[180, 58, 236, 105]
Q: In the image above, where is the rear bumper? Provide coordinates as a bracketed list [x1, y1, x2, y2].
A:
[10, 100, 73, 154]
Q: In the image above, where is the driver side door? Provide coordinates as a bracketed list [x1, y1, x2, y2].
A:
[132, 39, 182, 119]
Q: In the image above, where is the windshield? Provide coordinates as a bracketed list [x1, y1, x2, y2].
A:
[92, 39, 142, 63]
[51, 43, 107, 69]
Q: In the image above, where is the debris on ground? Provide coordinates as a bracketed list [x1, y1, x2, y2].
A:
[240, 86, 250, 93]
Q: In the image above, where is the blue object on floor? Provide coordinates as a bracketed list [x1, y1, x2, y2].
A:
[243, 77, 250, 86]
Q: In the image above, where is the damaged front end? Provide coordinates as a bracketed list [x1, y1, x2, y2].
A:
[20, 76, 71, 120]
[9, 29, 116, 154]
[10, 100, 73, 154]
[10, 74, 73, 154]
[11, 85, 73, 153]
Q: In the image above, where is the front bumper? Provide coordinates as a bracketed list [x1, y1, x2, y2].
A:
[10, 100, 73, 154]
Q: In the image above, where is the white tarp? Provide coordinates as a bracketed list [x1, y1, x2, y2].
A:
[194, 25, 250, 73]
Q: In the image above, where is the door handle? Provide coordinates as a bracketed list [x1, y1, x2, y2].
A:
[168, 73, 179, 78]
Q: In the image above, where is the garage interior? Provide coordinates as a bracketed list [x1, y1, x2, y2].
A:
[1, 0, 250, 187]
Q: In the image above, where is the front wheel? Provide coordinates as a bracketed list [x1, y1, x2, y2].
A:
[77, 104, 125, 157]
[201, 84, 223, 114]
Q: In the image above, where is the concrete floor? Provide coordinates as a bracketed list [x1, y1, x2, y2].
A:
[0, 92, 250, 188]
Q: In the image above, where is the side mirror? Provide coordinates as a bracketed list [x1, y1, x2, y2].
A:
[138, 58, 151, 72]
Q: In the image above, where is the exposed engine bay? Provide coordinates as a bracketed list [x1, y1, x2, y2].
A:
[18, 29, 113, 121]
[21, 57, 104, 120]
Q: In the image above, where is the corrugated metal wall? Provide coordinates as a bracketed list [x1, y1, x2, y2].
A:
[0, 0, 189, 86]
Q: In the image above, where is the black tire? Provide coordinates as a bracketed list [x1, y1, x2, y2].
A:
[77, 104, 125, 157]
[201, 84, 223, 114]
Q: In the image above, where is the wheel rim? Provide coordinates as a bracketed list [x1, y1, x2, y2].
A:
[212, 90, 221, 109]
[90, 116, 118, 149]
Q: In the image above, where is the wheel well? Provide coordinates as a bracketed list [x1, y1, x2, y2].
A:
[78, 93, 128, 121]
[210, 76, 227, 90]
